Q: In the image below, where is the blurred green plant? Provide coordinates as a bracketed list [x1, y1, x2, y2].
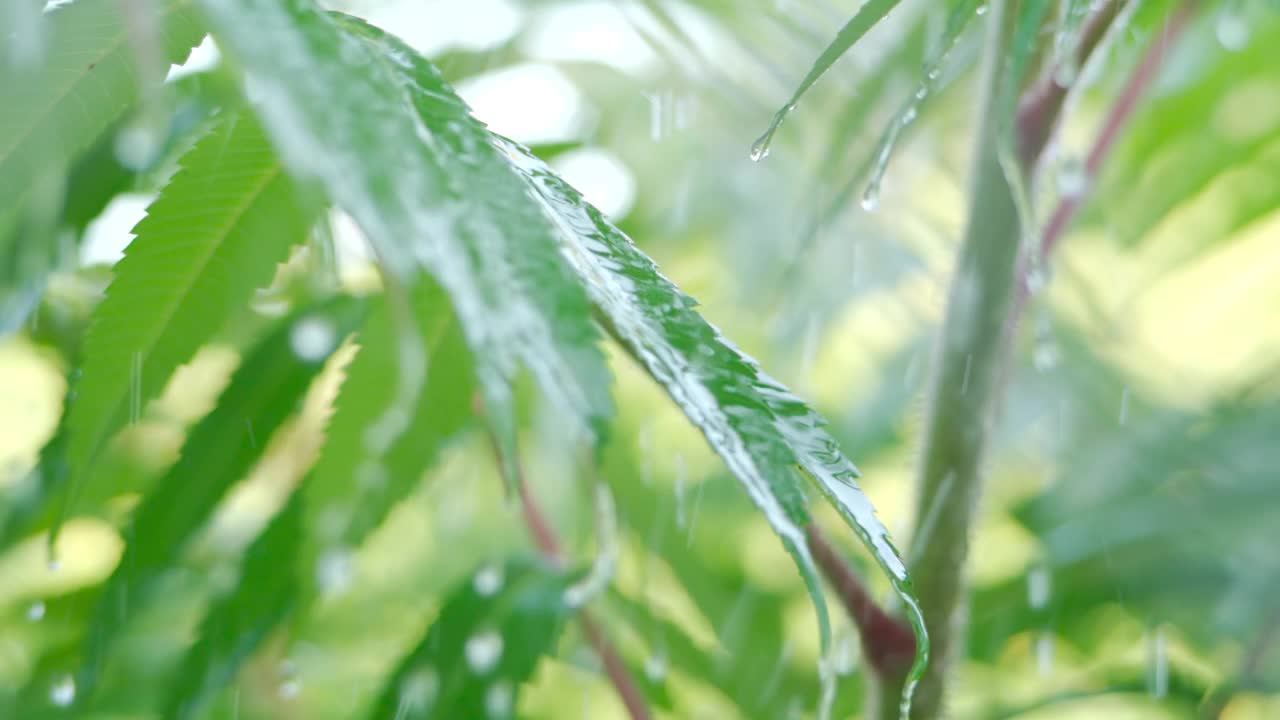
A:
[2, 0, 1278, 718]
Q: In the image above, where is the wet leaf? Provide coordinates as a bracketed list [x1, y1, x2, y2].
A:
[77, 296, 367, 699]
[331, 13, 925, 673]
[0, 0, 206, 332]
[367, 558, 579, 719]
[751, 0, 906, 160]
[199, 0, 614, 467]
[56, 110, 316, 536]
[165, 495, 304, 719]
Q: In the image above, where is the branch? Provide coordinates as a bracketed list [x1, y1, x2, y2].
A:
[478, 404, 651, 720]
[806, 525, 916, 677]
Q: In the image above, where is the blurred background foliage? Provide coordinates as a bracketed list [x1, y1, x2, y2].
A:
[2, 0, 1279, 718]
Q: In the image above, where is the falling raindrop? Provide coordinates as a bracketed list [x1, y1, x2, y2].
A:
[645, 92, 665, 142]
[316, 548, 354, 595]
[278, 680, 301, 700]
[644, 649, 668, 682]
[290, 316, 337, 362]
[399, 667, 439, 712]
[1215, 13, 1250, 51]
[1033, 339, 1059, 372]
[129, 351, 142, 424]
[49, 676, 75, 707]
[1148, 626, 1168, 698]
[27, 600, 46, 621]
[484, 680, 514, 718]
[466, 631, 504, 674]
[473, 564, 504, 597]
[1027, 566, 1051, 609]
[1035, 633, 1054, 676]
[114, 121, 165, 171]
[1118, 387, 1131, 425]
[673, 455, 688, 529]
[1055, 157, 1088, 197]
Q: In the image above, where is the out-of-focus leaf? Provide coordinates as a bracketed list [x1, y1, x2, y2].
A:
[164, 495, 303, 719]
[1090, 8, 1280, 248]
[751, 0, 905, 160]
[55, 110, 316, 535]
[199, 0, 614, 466]
[367, 558, 579, 719]
[0, 0, 206, 332]
[76, 296, 367, 700]
[302, 280, 473, 589]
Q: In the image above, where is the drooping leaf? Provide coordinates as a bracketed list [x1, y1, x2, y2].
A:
[302, 280, 474, 593]
[0, 0, 206, 331]
[198, 0, 613, 468]
[165, 495, 304, 720]
[751, 0, 905, 160]
[77, 296, 367, 699]
[57, 110, 316, 533]
[335, 15, 926, 681]
[367, 558, 580, 719]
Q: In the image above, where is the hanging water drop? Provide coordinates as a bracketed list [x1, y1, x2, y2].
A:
[114, 121, 165, 171]
[27, 600, 46, 621]
[749, 137, 771, 162]
[290, 315, 337, 362]
[473, 564, 504, 597]
[278, 680, 302, 700]
[316, 548, 355, 595]
[466, 631, 504, 674]
[1033, 339, 1059, 372]
[49, 676, 75, 707]
[644, 649, 668, 682]
[975, 4, 988, 15]
[860, 182, 881, 212]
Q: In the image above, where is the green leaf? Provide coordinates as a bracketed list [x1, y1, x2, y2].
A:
[165, 495, 304, 720]
[0, 0, 206, 330]
[497, 133, 926, 669]
[329, 14, 924, 674]
[751, 0, 905, 161]
[198, 0, 613, 462]
[59, 110, 316, 532]
[368, 558, 579, 719]
[302, 280, 474, 589]
[77, 296, 367, 700]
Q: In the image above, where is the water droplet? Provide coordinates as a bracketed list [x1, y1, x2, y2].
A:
[47, 557, 62, 573]
[399, 667, 439, 711]
[644, 650, 668, 682]
[1035, 633, 1054, 676]
[1053, 57, 1079, 88]
[1055, 157, 1088, 197]
[289, 316, 337, 362]
[473, 564, 504, 597]
[278, 680, 301, 700]
[316, 548, 354, 595]
[1033, 341, 1059, 372]
[901, 106, 918, 125]
[484, 680, 514, 717]
[1027, 566, 1051, 609]
[466, 631, 504, 674]
[914, 86, 928, 100]
[1025, 263, 1051, 295]
[1216, 13, 1250, 51]
[749, 138, 771, 162]
[27, 600, 46, 621]
[927, 67, 941, 81]
[975, 4, 988, 15]
[49, 676, 75, 707]
[114, 122, 164, 171]
[860, 183, 881, 212]
[1148, 626, 1168, 698]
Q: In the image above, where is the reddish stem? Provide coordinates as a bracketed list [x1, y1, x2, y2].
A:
[806, 525, 917, 677]
[480, 404, 651, 720]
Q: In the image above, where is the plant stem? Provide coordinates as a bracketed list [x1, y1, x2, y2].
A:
[875, 1, 1022, 717]
[480, 411, 652, 720]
